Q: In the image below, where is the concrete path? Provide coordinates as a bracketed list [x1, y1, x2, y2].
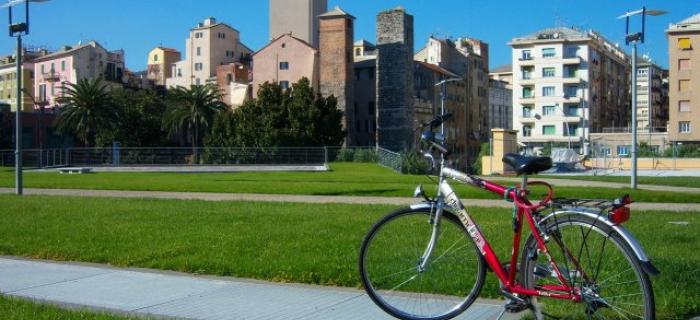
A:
[0, 257, 517, 320]
[1, 188, 698, 211]
[36, 165, 329, 173]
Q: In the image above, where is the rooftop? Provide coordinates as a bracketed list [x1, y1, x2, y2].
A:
[668, 13, 700, 33]
[319, 6, 355, 20]
[490, 64, 512, 74]
[512, 27, 589, 43]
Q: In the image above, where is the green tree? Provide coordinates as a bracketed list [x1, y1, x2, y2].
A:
[205, 78, 344, 149]
[163, 84, 226, 163]
[104, 89, 168, 147]
[55, 78, 119, 147]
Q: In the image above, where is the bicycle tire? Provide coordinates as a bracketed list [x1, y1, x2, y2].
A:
[359, 206, 486, 320]
[520, 214, 655, 320]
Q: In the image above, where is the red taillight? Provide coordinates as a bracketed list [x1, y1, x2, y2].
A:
[609, 206, 631, 225]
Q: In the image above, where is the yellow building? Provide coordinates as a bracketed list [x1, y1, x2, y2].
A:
[0, 55, 35, 112]
[667, 13, 700, 143]
[146, 47, 181, 86]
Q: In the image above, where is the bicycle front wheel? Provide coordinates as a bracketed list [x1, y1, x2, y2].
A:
[521, 214, 655, 320]
[359, 207, 486, 320]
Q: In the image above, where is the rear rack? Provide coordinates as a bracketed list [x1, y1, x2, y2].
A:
[550, 198, 616, 211]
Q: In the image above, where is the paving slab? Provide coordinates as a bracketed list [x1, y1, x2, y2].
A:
[0, 257, 515, 320]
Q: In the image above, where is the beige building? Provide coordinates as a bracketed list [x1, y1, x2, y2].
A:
[269, 0, 327, 48]
[166, 18, 253, 88]
[252, 34, 319, 97]
[0, 52, 38, 112]
[510, 27, 631, 155]
[147, 47, 181, 87]
[216, 62, 250, 108]
[415, 36, 490, 158]
[353, 40, 376, 61]
[667, 13, 700, 143]
[489, 64, 513, 88]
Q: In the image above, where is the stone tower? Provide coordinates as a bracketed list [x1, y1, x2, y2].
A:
[376, 7, 414, 151]
[319, 6, 355, 144]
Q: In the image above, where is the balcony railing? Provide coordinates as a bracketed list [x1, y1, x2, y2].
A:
[42, 70, 60, 82]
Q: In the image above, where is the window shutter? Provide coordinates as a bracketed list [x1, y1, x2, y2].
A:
[678, 38, 692, 50]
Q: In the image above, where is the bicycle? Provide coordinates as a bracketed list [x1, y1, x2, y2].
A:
[359, 113, 659, 320]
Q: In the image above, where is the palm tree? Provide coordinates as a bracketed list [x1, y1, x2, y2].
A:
[163, 84, 226, 164]
[56, 78, 119, 147]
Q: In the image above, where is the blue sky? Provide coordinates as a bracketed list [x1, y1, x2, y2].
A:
[1, 0, 698, 71]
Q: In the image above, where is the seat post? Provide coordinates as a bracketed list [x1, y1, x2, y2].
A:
[521, 174, 528, 192]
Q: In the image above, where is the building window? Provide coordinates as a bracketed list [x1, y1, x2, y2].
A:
[543, 105, 556, 116]
[679, 59, 691, 70]
[41, 64, 45, 73]
[523, 125, 532, 137]
[542, 67, 555, 78]
[368, 101, 375, 115]
[369, 67, 375, 79]
[61, 61, 66, 71]
[522, 105, 532, 117]
[279, 81, 290, 90]
[565, 104, 579, 116]
[566, 124, 578, 136]
[522, 87, 533, 98]
[565, 86, 578, 97]
[637, 68, 648, 75]
[522, 67, 533, 80]
[601, 147, 612, 156]
[565, 66, 577, 78]
[279, 62, 289, 70]
[196, 47, 201, 56]
[195, 32, 203, 39]
[542, 125, 556, 135]
[153, 54, 159, 62]
[521, 50, 532, 60]
[542, 48, 556, 58]
[678, 38, 692, 50]
[355, 48, 361, 56]
[542, 86, 555, 97]
[194, 63, 203, 71]
[617, 145, 630, 156]
[680, 121, 691, 133]
[679, 100, 691, 112]
[565, 46, 578, 58]
[679, 80, 691, 92]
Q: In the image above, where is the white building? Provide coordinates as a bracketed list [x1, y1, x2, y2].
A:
[166, 18, 253, 88]
[510, 27, 631, 155]
[269, 0, 327, 48]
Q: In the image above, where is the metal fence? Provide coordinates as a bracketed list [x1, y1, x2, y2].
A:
[377, 147, 403, 173]
[0, 147, 332, 168]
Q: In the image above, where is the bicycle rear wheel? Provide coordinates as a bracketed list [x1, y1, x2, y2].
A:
[521, 214, 655, 320]
[359, 207, 486, 320]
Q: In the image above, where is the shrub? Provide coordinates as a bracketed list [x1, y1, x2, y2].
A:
[401, 150, 430, 175]
[353, 149, 378, 163]
[473, 142, 491, 175]
[335, 149, 355, 162]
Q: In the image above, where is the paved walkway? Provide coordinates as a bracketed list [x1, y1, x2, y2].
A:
[0, 257, 517, 320]
[1, 188, 698, 211]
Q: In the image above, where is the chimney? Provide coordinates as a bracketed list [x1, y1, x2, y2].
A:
[204, 17, 217, 26]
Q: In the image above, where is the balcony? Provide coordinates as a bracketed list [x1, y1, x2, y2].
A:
[562, 56, 583, 65]
[42, 70, 60, 82]
[518, 58, 535, 66]
[562, 76, 583, 84]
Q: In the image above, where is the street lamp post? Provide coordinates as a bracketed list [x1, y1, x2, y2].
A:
[618, 7, 667, 190]
[434, 77, 464, 135]
[4, 0, 50, 195]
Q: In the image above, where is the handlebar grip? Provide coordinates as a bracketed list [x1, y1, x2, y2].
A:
[431, 141, 449, 155]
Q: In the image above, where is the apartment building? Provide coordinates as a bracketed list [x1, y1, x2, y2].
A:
[415, 36, 490, 158]
[489, 79, 513, 131]
[510, 27, 631, 155]
[147, 47, 181, 87]
[269, 0, 327, 48]
[635, 57, 669, 131]
[252, 33, 319, 97]
[166, 18, 253, 88]
[0, 51, 42, 112]
[33, 41, 126, 108]
[489, 64, 513, 88]
[667, 13, 700, 143]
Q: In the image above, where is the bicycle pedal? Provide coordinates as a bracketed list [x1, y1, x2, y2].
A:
[504, 300, 530, 313]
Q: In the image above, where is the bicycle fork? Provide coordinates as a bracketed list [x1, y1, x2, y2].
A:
[418, 200, 444, 272]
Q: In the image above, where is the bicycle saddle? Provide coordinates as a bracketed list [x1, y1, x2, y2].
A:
[502, 153, 553, 175]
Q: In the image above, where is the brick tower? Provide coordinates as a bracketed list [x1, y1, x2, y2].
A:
[376, 7, 414, 151]
[319, 6, 355, 144]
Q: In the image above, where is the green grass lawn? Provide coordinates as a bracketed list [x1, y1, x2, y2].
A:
[0, 195, 697, 319]
[539, 175, 700, 188]
[0, 295, 140, 320]
[1, 163, 699, 203]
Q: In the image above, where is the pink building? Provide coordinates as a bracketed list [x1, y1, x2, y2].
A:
[33, 41, 126, 108]
[252, 34, 318, 97]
